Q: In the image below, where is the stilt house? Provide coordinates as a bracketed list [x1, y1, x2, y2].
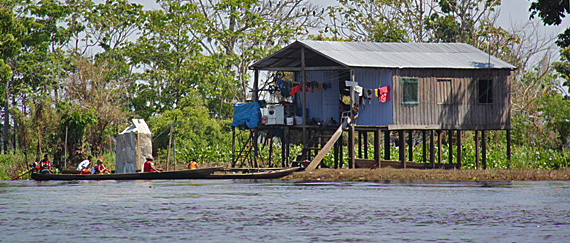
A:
[233, 40, 515, 169]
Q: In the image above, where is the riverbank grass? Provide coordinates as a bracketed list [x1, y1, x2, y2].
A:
[284, 168, 570, 182]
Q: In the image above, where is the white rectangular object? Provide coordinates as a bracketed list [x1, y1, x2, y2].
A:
[266, 105, 285, 125]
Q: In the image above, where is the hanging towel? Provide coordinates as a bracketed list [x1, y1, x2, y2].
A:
[289, 84, 300, 96]
[354, 85, 363, 97]
[375, 89, 379, 97]
[379, 86, 390, 103]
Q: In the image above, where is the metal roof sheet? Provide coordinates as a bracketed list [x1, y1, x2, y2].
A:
[250, 40, 515, 70]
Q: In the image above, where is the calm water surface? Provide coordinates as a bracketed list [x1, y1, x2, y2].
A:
[1, 179, 569, 242]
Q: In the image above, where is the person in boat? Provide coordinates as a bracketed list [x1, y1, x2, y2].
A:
[30, 161, 39, 173]
[39, 154, 52, 174]
[91, 158, 111, 174]
[77, 156, 92, 174]
[188, 158, 198, 170]
[143, 156, 160, 173]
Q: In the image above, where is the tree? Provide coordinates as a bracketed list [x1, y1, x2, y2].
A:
[62, 56, 131, 158]
[126, 0, 212, 119]
[195, 0, 321, 116]
[529, 1, 570, 87]
[323, 0, 509, 45]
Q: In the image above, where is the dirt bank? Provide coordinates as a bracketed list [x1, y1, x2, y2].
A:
[283, 168, 570, 182]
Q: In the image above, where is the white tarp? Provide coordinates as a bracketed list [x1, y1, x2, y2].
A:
[114, 119, 152, 173]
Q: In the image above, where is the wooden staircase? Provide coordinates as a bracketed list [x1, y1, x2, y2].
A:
[291, 115, 353, 169]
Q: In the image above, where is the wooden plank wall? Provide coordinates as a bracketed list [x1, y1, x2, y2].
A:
[392, 68, 511, 130]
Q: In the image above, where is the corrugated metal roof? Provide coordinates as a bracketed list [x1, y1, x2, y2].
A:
[250, 40, 516, 70]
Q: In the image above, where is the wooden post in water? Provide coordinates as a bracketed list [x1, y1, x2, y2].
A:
[399, 130, 406, 168]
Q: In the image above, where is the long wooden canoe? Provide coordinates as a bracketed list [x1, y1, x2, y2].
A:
[31, 167, 219, 181]
[203, 167, 299, 179]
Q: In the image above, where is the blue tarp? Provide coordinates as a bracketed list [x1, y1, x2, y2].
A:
[231, 102, 261, 129]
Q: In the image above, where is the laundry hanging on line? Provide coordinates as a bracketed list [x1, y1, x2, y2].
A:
[378, 86, 390, 103]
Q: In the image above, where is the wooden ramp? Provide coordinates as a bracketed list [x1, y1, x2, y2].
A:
[305, 116, 351, 171]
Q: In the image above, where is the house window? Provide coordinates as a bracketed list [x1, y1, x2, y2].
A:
[401, 77, 418, 104]
[478, 79, 493, 104]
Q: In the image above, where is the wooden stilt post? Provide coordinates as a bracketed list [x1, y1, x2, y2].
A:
[374, 129, 380, 168]
[430, 130, 435, 168]
[285, 127, 290, 167]
[456, 130, 461, 169]
[253, 129, 258, 168]
[349, 128, 354, 169]
[364, 131, 368, 159]
[438, 130, 442, 165]
[384, 130, 390, 160]
[281, 129, 285, 168]
[301, 47, 307, 150]
[408, 130, 413, 162]
[482, 130, 487, 170]
[399, 130, 405, 168]
[349, 69, 355, 169]
[358, 131, 362, 159]
[448, 130, 453, 165]
[475, 130, 479, 169]
[334, 136, 339, 169]
[422, 130, 427, 163]
[268, 135, 274, 167]
[166, 122, 174, 171]
[232, 126, 236, 167]
[506, 129, 511, 169]
[339, 132, 344, 168]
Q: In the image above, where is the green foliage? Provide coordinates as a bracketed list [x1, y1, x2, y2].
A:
[0, 152, 26, 180]
[554, 47, 570, 87]
[539, 92, 570, 148]
[149, 99, 232, 165]
[57, 101, 97, 160]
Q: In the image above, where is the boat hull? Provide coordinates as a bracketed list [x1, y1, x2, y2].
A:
[31, 168, 218, 181]
[203, 167, 299, 179]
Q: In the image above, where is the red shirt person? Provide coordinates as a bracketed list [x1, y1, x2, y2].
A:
[143, 156, 160, 173]
[39, 154, 52, 174]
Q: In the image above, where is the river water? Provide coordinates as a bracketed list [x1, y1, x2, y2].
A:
[1, 179, 569, 243]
